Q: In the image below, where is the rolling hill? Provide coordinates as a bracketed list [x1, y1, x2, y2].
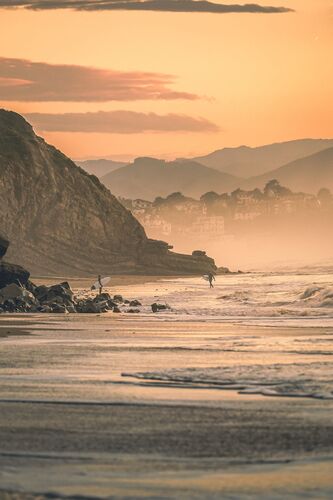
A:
[101, 157, 240, 200]
[243, 146, 333, 193]
[192, 139, 333, 178]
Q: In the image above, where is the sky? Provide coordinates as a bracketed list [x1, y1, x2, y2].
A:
[0, 0, 332, 160]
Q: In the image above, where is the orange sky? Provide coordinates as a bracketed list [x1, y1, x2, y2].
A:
[0, 0, 332, 159]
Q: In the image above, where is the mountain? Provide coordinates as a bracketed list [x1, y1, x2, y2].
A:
[101, 157, 240, 200]
[243, 146, 333, 193]
[0, 110, 216, 276]
[75, 158, 126, 178]
[192, 139, 333, 178]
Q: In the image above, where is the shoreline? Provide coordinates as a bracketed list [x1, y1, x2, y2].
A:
[1, 276, 333, 498]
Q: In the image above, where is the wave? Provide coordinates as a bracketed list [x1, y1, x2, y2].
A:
[123, 362, 333, 400]
[299, 286, 333, 307]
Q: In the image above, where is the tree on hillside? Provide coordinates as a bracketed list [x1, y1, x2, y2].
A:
[200, 191, 220, 205]
[264, 179, 292, 198]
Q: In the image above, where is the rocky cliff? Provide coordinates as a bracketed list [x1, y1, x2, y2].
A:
[0, 110, 216, 276]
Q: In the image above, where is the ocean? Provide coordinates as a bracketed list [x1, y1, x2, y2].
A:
[0, 267, 333, 498]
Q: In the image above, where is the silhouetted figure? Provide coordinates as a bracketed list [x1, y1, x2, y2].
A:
[208, 272, 216, 288]
[98, 274, 103, 295]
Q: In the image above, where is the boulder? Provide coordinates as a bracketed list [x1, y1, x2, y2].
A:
[0, 261, 30, 288]
[76, 298, 109, 313]
[0, 283, 36, 312]
[93, 293, 118, 309]
[217, 266, 231, 274]
[0, 283, 26, 301]
[129, 299, 142, 307]
[113, 295, 124, 303]
[34, 282, 74, 305]
[50, 303, 68, 313]
[127, 308, 140, 313]
[94, 292, 112, 302]
[36, 305, 52, 313]
[151, 302, 169, 313]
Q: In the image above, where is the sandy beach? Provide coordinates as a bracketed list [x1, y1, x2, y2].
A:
[1, 272, 333, 499]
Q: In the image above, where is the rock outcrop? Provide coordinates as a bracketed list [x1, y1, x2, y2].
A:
[0, 234, 9, 258]
[0, 110, 216, 275]
[0, 231, 30, 288]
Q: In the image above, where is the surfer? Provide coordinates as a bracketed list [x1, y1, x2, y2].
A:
[208, 272, 215, 288]
[98, 274, 103, 295]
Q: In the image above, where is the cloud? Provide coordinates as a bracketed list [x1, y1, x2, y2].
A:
[0, 57, 197, 102]
[24, 110, 219, 133]
[0, 0, 293, 14]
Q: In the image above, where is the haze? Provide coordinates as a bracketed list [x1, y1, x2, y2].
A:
[0, 0, 332, 159]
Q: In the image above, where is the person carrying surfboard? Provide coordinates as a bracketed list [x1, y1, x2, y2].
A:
[97, 275, 103, 295]
[91, 276, 111, 294]
[208, 272, 216, 288]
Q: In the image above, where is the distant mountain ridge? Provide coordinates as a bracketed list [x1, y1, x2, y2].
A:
[96, 139, 333, 200]
[101, 157, 240, 200]
[192, 139, 333, 178]
[75, 158, 126, 178]
[243, 146, 333, 193]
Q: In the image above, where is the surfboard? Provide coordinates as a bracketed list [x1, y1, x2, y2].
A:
[202, 275, 210, 281]
[91, 276, 111, 290]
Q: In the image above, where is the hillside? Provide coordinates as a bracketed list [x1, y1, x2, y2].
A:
[192, 139, 333, 177]
[0, 110, 216, 275]
[75, 158, 125, 178]
[101, 157, 240, 200]
[243, 146, 333, 193]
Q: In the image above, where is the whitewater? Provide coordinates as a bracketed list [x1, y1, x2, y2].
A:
[109, 266, 333, 327]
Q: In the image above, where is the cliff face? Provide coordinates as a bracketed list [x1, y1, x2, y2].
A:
[0, 110, 216, 276]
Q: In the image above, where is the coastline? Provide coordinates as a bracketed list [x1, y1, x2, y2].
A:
[1, 274, 333, 498]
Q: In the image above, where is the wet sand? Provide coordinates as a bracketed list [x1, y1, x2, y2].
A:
[1, 270, 333, 499]
[31, 274, 165, 289]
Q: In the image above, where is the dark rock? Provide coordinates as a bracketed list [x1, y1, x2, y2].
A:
[93, 292, 112, 302]
[0, 284, 36, 314]
[25, 280, 37, 294]
[33, 285, 49, 300]
[0, 234, 9, 259]
[0, 261, 30, 288]
[34, 282, 74, 305]
[129, 299, 142, 307]
[151, 302, 169, 313]
[93, 293, 118, 309]
[217, 266, 231, 274]
[192, 250, 206, 257]
[139, 245, 217, 276]
[50, 303, 67, 313]
[113, 306, 121, 313]
[113, 295, 123, 303]
[2, 299, 16, 312]
[127, 308, 140, 313]
[76, 298, 110, 313]
[66, 304, 76, 313]
[36, 305, 52, 313]
[0, 283, 26, 301]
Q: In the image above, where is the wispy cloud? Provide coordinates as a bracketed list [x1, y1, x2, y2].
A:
[0, 0, 293, 14]
[25, 110, 219, 133]
[0, 57, 197, 102]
